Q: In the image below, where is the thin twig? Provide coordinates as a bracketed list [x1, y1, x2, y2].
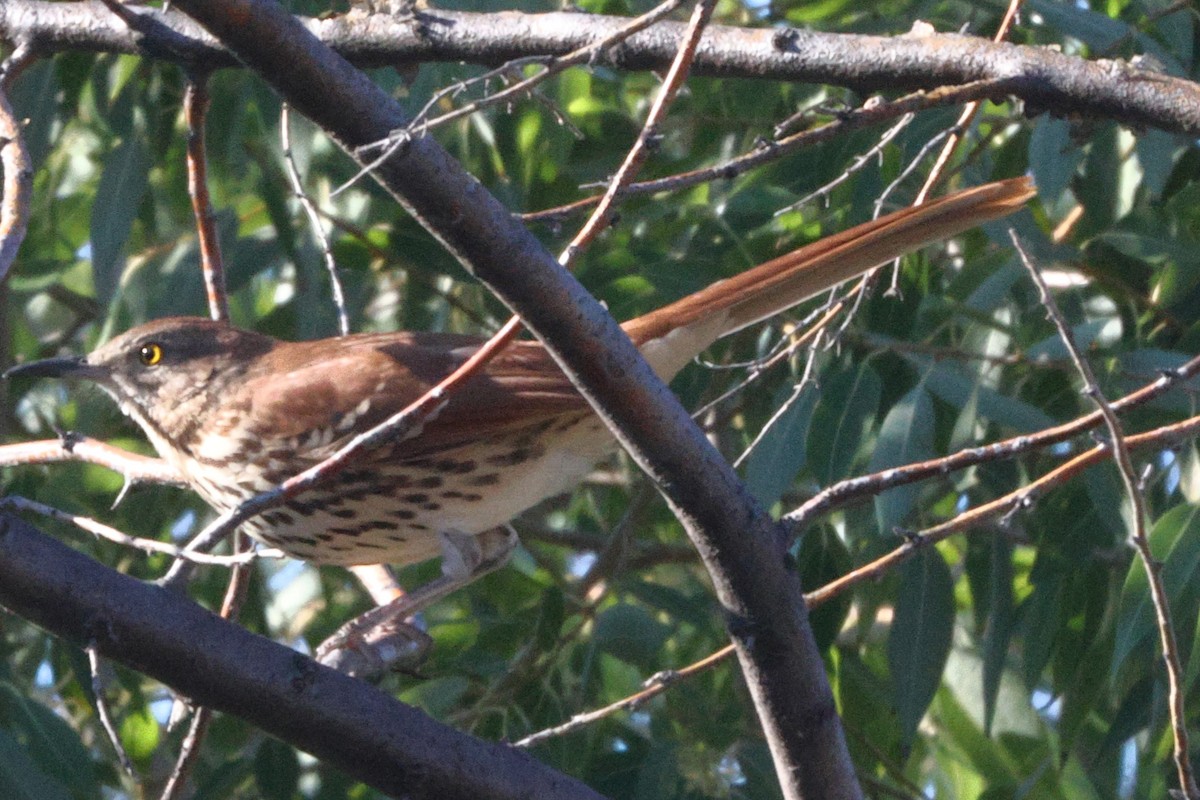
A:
[776, 113, 914, 215]
[410, 0, 685, 137]
[86, 643, 136, 778]
[1, 495, 278, 565]
[784, 351, 1200, 536]
[808, 412, 1200, 604]
[913, 0, 1023, 203]
[1012, 230, 1199, 799]
[568, 0, 708, 264]
[0, 436, 186, 485]
[159, 533, 252, 800]
[0, 77, 32, 285]
[183, 72, 228, 322]
[0, 41, 37, 89]
[281, 104, 350, 335]
[515, 645, 731, 747]
[339, 0, 689, 194]
[522, 79, 1017, 224]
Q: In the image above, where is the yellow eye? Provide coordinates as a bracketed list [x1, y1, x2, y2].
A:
[139, 343, 163, 366]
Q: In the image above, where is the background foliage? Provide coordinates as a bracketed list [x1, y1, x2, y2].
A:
[2, 0, 1200, 798]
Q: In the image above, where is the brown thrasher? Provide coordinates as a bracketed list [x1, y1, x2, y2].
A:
[4, 177, 1034, 674]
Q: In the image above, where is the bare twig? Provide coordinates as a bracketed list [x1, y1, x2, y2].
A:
[281, 104, 349, 335]
[515, 645, 731, 747]
[776, 113, 915, 215]
[86, 643, 136, 778]
[159, 533, 253, 800]
[341, 0, 689, 193]
[1012, 230, 1199, 799]
[1, 495, 279, 565]
[0, 77, 32, 285]
[525, 79, 1016, 224]
[0, 436, 186, 484]
[560, 0, 716, 265]
[183, 72, 228, 322]
[785, 352, 1200, 536]
[0, 40, 37, 88]
[807, 417, 1200, 606]
[913, 0, 1023, 202]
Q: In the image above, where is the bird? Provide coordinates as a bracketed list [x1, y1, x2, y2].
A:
[4, 176, 1034, 674]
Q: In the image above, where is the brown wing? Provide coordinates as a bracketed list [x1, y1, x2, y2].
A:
[239, 331, 590, 458]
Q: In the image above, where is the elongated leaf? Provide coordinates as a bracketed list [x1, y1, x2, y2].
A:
[0, 683, 97, 796]
[594, 604, 669, 671]
[0, 729, 72, 800]
[807, 363, 881, 485]
[1020, 570, 1063, 690]
[915, 355, 1056, 432]
[90, 136, 150, 303]
[1028, 117, 1081, 202]
[254, 738, 299, 800]
[889, 548, 955, 747]
[1113, 504, 1200, 678]
[744, 383, 817, 508]
[979, 537, 1014, 736]
[869, 385, 934, 535]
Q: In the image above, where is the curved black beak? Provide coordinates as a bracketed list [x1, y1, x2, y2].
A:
[3, 356, 93, 381]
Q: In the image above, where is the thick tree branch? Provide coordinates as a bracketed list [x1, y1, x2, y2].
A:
[0, 513, 606, 800]
[147, 0, 857, 798]
[2, 2, 1198, 136]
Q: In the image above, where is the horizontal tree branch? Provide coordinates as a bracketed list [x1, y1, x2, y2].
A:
[0, 512, 605, 800]
[1, 2, 1198, 136]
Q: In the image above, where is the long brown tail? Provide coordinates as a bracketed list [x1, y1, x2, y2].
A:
[627, 176, 1035, 378]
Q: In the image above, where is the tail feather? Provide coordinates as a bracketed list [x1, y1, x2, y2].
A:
[627, 176, 1035, 378]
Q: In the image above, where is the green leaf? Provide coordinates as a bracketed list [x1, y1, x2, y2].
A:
[90, 136, 150, 303]
[593, 604, 670, 671]
[933, 688, 1020, 787]
[743, 383, 817, 508]
[254, 738, 300, 800]
[1026, 0, 1130, 50]
[917, 355, 1056, 433]
[807, 363, 881, 485]
[1028, 117, 1080, 202]
[117, 703, 159, 763]
[1020, 570, 1063, 689]
[868, 385, 934, 535]
[0, 728, 73, 800]
[888, 548, 955, 748]
[978, 537, 1014, 735]
[796, 529, 852, 650]
[0, 683, 98, 796]
[192, 759, 255, 800]
[1114, 504, 1200, 678]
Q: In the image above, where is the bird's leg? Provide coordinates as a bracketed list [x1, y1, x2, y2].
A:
[315, 526, 518, 679]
